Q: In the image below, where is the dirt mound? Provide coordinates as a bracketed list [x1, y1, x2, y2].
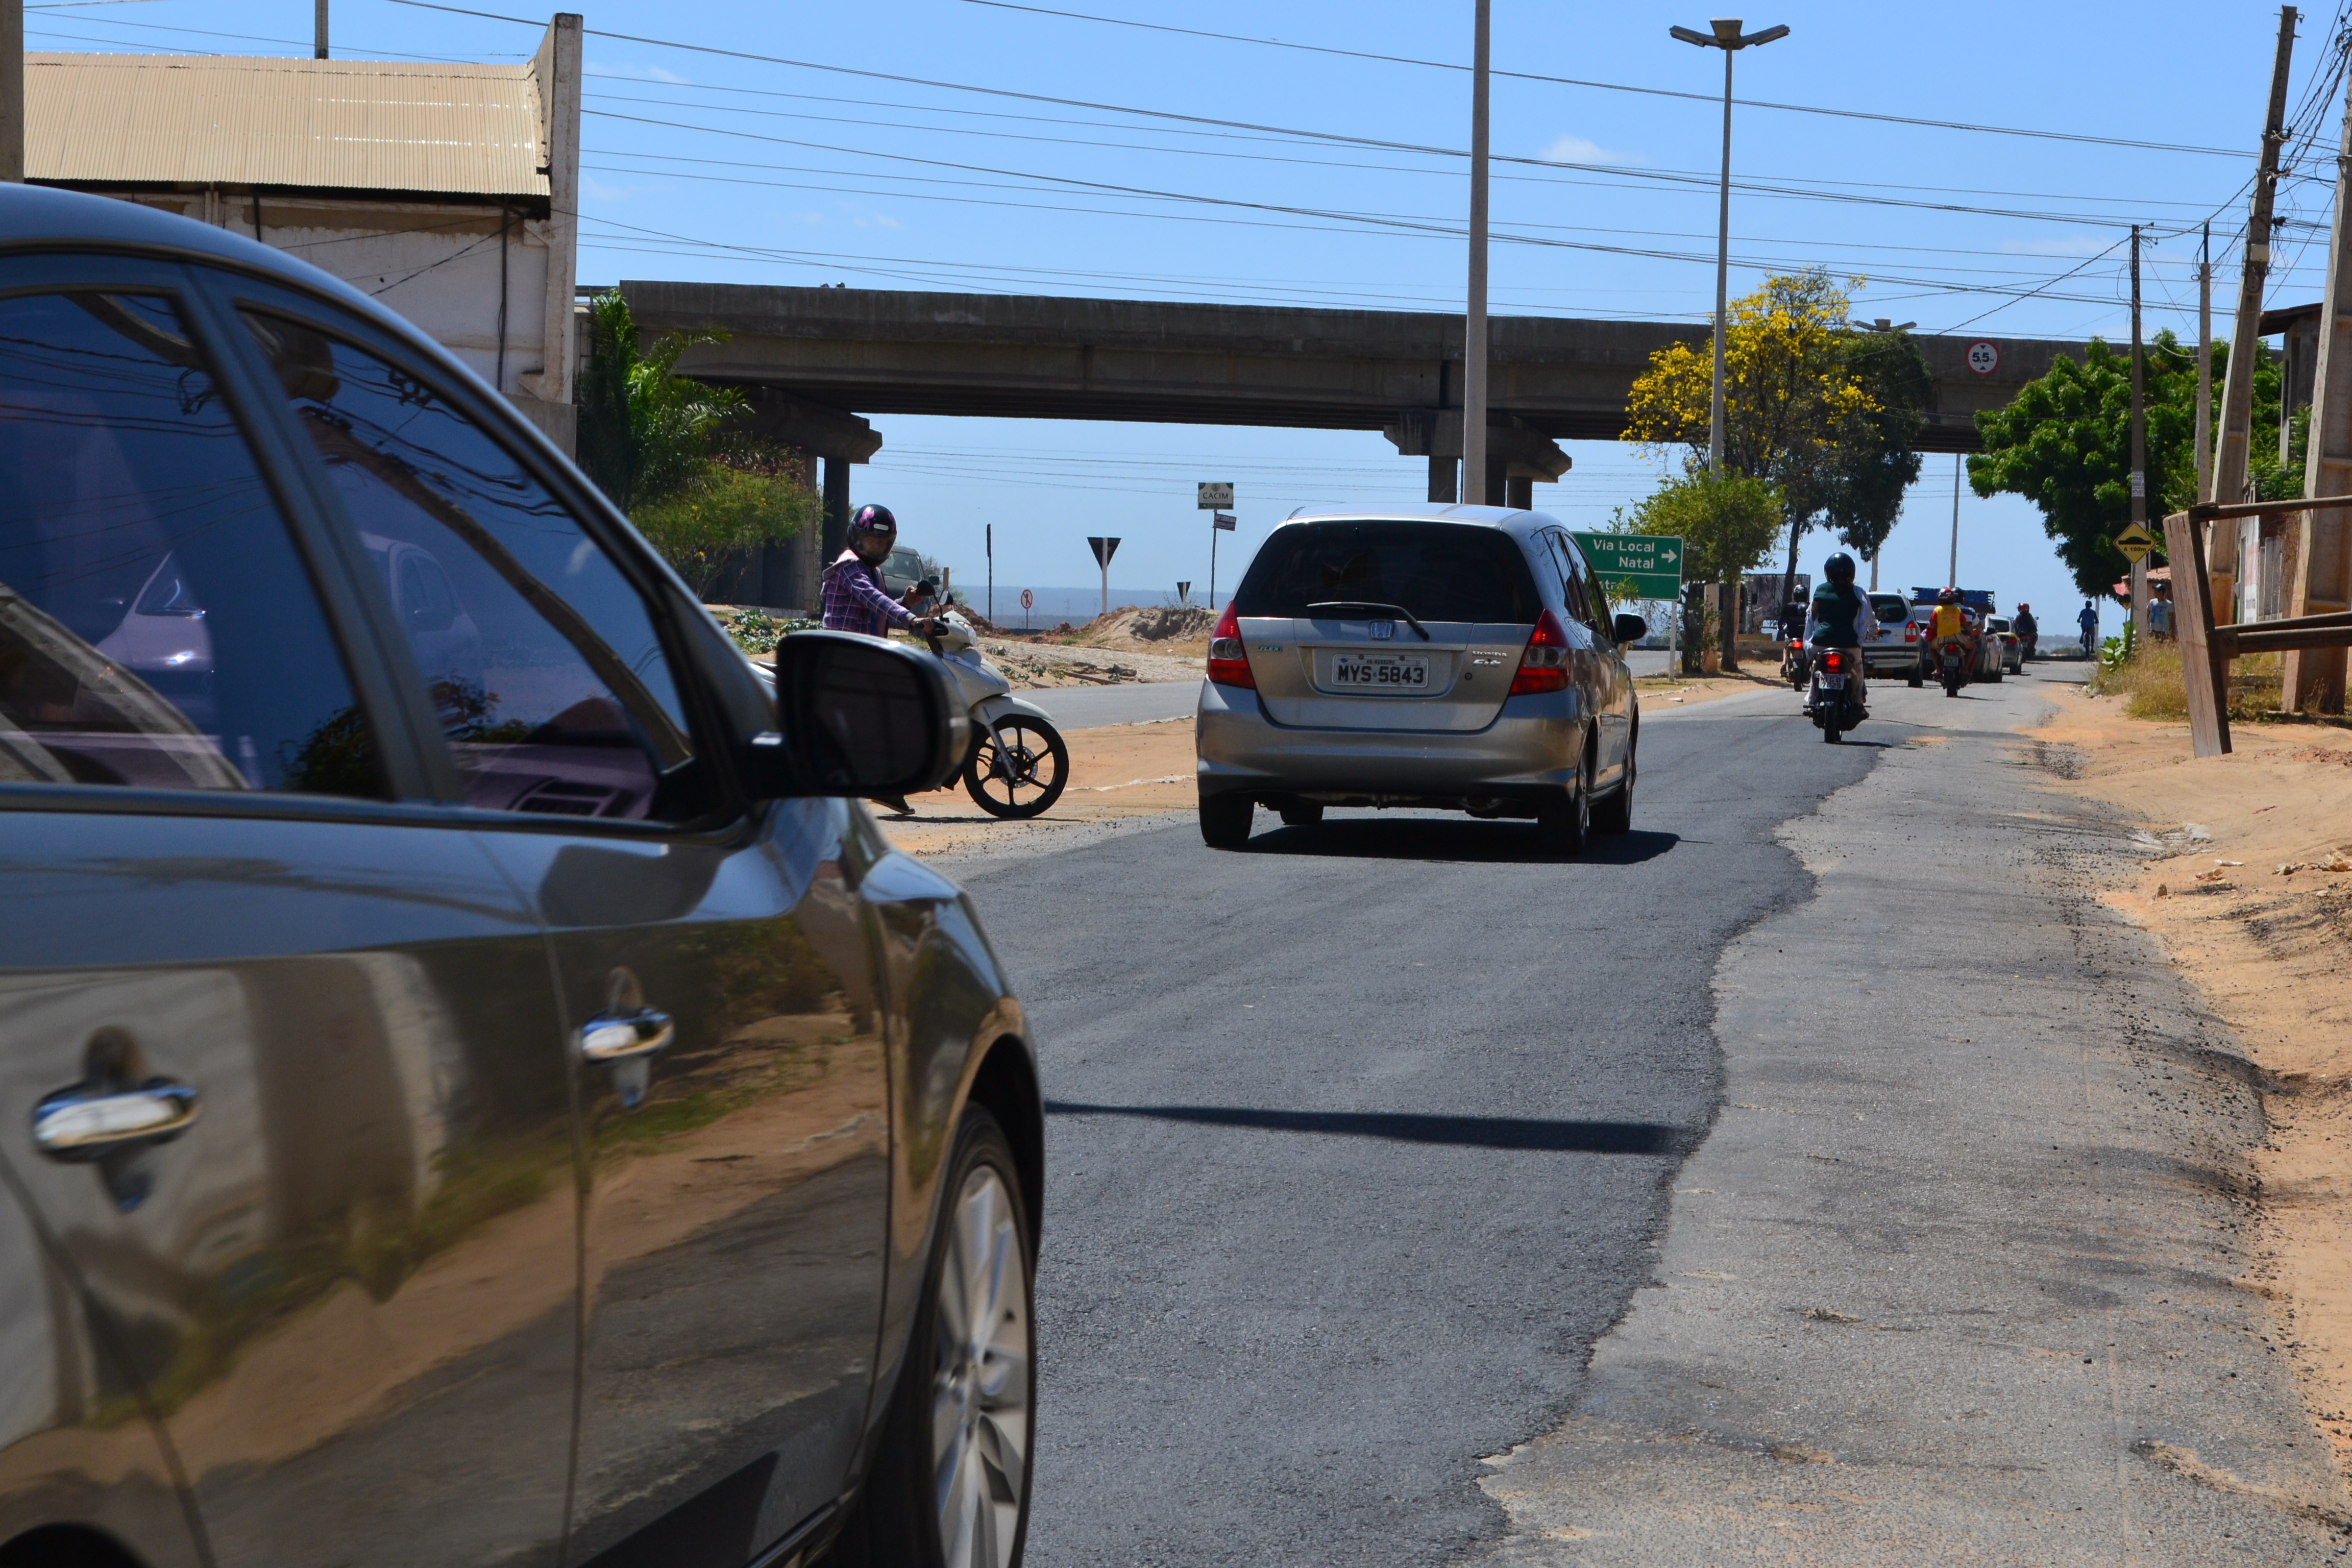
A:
[1069, 604, 1216, 649]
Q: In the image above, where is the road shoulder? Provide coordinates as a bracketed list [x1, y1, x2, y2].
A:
[1471, 680, 2351, 1563]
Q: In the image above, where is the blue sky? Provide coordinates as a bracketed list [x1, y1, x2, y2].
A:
[45, 0, 2352, 630]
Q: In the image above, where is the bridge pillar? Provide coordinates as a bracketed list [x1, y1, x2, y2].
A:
[1387, 412, 1567, 510]
[822, 455, 851, 567]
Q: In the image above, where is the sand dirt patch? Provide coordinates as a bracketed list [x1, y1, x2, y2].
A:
[2032, 683, 2352, 1477]
[876, 720, 1198, 859]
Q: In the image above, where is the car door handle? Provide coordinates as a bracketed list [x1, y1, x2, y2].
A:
[577, 1009, 673, 1064]
[32, 1080, 200, 1158]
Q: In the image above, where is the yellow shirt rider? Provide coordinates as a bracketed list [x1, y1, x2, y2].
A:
[1926, 588, 1971, 642]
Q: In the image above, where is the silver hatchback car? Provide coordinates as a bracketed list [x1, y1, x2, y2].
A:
[1195, 507, 1646, 852]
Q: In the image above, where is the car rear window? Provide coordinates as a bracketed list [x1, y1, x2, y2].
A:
[1234, 521, 1541, 623]
[1871, 596, 1908, 623]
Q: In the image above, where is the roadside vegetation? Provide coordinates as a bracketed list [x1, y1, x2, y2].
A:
[1971, 332, 2299, 597]
[576, 292, 819, 608]
[1613, 270, 1930, 664]
[2090, 640, 2285, 723]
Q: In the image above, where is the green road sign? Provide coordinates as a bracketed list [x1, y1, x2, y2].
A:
[1571, 532, 1684, 599]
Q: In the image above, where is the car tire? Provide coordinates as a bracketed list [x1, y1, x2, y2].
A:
[1591, 736, 1634, 835]
[1278, 800, 1324, 826]
[1199, 793, 1255, 848]
[1536, 749, 1591, 856]
[835, 1107, 1035, 1568]
[1908, 672, 1923, 688]
[1989, 667, 2004, 683]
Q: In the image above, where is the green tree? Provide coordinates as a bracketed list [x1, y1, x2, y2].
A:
[1618, 469, 1784, 668]
[1968, 331, 2222, 599]
[577, 291, 743, 513]
[631, 443, 822, 599]
[577, 293, 815, 598]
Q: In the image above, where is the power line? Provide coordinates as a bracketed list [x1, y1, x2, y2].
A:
[949, 0, 2248, 159]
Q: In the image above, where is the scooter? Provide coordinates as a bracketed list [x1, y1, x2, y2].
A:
[924, 610, 1071, 818]
[1805, 646, 1866, 744]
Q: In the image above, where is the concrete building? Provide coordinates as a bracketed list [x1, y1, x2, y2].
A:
[27, 18, 583, 453]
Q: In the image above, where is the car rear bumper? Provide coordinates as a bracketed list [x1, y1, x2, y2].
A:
[1195, 680, 1581, 805]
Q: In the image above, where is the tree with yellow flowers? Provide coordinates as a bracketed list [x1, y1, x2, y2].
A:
[1625, 269, 1929, 665]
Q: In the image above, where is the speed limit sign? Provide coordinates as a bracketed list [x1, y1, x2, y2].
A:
[1966, 340, 2000, 376]
[1020, 589, 1034, 611]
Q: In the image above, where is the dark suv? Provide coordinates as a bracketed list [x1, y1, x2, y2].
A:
[0, 186, 1037, 1568]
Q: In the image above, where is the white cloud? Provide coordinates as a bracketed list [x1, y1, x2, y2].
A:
[585, 60, 691, 84]
[1541, 134, 1638, 166]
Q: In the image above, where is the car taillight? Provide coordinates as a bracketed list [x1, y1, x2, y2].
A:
[1510, 609, 1572, 694]
[1903, 624, 1918, 642]
[1207, 602, 1255, 689]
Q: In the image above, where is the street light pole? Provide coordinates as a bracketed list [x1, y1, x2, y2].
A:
[1462, 0, 1491, 506]
[1672, 17, 1788, 474]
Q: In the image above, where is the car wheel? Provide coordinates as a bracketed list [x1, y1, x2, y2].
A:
[1199, 793, 1254, 848]
[837, 1107, 1035, 1568]
[1536, 748, 1590, 855]
[1278, 800, 1324, 826]
[1591, 734, 1634, 835]
[1908, 672, 1923, 688]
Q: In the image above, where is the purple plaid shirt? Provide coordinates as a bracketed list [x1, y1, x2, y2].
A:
[819, 551, 915, 637]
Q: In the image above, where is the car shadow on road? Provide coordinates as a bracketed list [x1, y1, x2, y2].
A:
[1238, 822, 1681, 866]
[1044, 1100, 1689, 1155]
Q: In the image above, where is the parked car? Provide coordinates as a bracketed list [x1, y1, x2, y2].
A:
[1195, 506, 1645, 853]
[1984, 615, 2024, 675]
[0, 184, 1038, 1568]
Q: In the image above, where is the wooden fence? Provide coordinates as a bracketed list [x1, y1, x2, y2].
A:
[2163, 498, 2352, 756]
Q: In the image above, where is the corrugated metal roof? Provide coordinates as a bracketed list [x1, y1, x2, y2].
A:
[28, 54, 548, 198]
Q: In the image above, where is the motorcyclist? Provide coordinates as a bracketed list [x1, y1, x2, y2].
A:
[820, 503, 935, 639]
[1804, 552, 1879, 720]
[1923, 587, 1975, 681]
[819, 503, 937, 814]
[2013, 602, 2038, 660]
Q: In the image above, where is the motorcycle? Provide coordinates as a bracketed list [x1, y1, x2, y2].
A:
[1929, 632, 1975, 698]
[924, 610, 1071, 818]
[1780, 629, 1812, 689]
[1804, 645, 1866, 744]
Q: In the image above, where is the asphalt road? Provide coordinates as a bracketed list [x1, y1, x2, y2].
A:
[1021, 680, 1202, 730]
[958, 683, 1875, 1565]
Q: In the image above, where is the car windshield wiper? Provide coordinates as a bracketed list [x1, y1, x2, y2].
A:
[1304, 600, 1432, 641]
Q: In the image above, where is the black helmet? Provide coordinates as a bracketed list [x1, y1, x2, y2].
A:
[848, 503, 897, 561]
[1824, 552, 1856, 585]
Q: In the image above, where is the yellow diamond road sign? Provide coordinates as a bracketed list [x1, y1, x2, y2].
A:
[2114, 524, 2157, 564]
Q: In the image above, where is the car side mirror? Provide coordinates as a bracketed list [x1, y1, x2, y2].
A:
[1612, 613, 1649, 645]
[752, 631, 969, 800]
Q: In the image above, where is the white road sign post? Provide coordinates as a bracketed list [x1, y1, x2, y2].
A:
[1087, 535, 1120, 618]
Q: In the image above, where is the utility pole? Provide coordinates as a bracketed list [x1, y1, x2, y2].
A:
[1948, 453, 1961, 589]
[315, 0, 329, 59]
[986, 523, 993, 627]
[2210, 5, 2298, 630]
[2130, 224, 2150, 647]
[2287, 39, 2352, 714]
[1461, 0, 1490, 508]
[0, 0, 22, 184]
[2197, 221, 2214, 504]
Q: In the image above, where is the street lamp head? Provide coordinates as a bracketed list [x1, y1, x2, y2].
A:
[1673, 18, 1788, 48]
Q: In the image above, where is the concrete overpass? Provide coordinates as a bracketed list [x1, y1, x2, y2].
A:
[620, 281, 2081, 606]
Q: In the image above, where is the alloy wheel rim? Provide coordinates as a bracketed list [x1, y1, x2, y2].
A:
[928, 1165, 1032, 1568]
